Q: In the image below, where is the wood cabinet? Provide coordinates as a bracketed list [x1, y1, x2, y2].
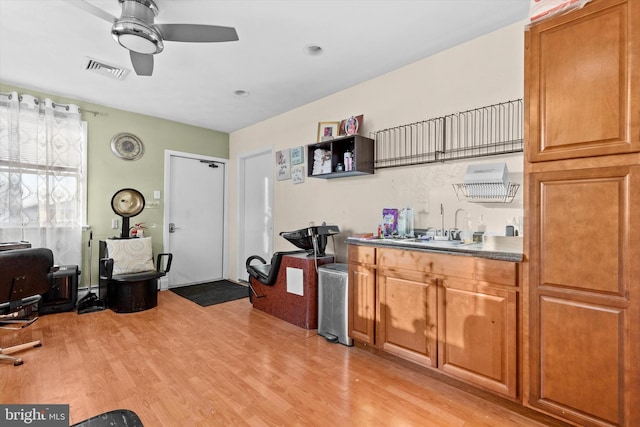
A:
[439, 278, 518, 399]
[307, 134, 374, 178]
[348, 245, 520, 399]
[348, 245, 376, 345]
[526, 164, 640, 426]
[377, 250, 438, 368]
[526, 0, 640, 162]
[525, 1, 640, 425]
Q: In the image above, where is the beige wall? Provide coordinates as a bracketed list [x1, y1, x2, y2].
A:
[0, 82, 229, 284]
[228, 20, 527, 280]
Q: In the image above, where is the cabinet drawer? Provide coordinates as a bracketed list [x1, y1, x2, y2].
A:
[348, 245, 376, 265]
[378, 247, 518, 287]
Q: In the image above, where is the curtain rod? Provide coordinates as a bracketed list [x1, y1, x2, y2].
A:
[0, 91, 105, 117]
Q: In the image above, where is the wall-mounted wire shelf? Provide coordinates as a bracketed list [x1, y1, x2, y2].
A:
[370, 99, 524, 169]
[452, 182, 520, 203]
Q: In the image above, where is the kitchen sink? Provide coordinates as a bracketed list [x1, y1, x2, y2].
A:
[407, 239, 477, 247]
[361, 236, 478, 248]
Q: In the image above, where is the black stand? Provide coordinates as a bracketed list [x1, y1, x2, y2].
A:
[77, 232, 106, 315]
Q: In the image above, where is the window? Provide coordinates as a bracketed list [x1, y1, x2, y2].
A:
[0, 92, 87, 265]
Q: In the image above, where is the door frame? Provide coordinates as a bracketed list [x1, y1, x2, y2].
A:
[162, 150, 230, 290]
[236, 146, 273, 282]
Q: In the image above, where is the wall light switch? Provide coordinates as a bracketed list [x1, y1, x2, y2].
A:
[154, 190, 161, 199]
[111, 218, 119, 229]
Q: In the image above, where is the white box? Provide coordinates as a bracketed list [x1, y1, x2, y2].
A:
[464, 162, 509, 185]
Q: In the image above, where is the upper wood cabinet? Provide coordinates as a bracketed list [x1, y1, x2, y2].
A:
[525, 0, 640, 162]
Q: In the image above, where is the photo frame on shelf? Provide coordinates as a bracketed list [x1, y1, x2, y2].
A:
[290, 146, 304, 165]
[292, 165, 305, 184]
[317, 121, 340, 142]
[276, 149, 290, 180]
[339, 114, 363, 136]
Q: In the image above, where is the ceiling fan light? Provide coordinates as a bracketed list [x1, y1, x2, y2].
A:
[112, 20, 163, 54]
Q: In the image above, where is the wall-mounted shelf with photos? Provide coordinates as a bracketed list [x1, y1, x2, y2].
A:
[307, 134, 374, 179]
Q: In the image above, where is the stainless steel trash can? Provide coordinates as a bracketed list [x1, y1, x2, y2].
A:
[318, 263, 352, 346]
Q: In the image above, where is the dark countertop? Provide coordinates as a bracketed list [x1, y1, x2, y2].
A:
[346, 235, 523, 262]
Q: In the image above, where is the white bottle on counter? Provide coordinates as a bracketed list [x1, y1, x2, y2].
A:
[405, 207, 414, 237]
[397, 208, 406, 237]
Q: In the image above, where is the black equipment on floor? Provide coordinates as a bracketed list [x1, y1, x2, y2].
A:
[41, 265, 80, 315]
[1, 248, 77, 365]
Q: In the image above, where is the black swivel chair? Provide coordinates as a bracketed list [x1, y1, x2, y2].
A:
[99, 240, 173, 313]
[245, 250, 306, 302]
[0, 248, 61, 365]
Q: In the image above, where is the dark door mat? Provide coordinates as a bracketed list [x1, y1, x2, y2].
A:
[170, 280, 249, 307]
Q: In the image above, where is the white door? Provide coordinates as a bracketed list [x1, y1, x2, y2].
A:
[237, 148, 273, 282]
[165, 152, 227, 288]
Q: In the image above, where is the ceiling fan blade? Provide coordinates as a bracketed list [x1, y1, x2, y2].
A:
[156, 24, 239, 43]
[63, 0, 116, 23]
[130, 51, 154, 76]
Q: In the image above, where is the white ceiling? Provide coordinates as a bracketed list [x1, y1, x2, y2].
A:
[0, 0, 530, 133]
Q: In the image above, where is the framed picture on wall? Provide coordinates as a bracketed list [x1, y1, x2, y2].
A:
[317, 121, 340, 142]
[290, 146, 304, 165]
[292, 165, 305, 184]
[276, 149, 290, 180]
[339, 114, 363, 136]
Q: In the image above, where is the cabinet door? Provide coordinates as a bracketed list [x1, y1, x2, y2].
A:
[438, 278, 518, 398]
[527, 165, 640, 426]
[348, 263, 376, 345]
[526, 0, 640, 162]
[377, 269, 437, 368]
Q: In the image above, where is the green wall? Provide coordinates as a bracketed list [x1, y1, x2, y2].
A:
[1, 82, 229, 285]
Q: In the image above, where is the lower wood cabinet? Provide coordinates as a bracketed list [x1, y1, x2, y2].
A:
[348, 245, 520, 399]
[348, 245, 376, 345]
[438, 278, 517, 398]
[377, 268, 437, 368]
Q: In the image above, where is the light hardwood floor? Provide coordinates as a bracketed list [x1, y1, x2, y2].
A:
[1, 289, 566, 426]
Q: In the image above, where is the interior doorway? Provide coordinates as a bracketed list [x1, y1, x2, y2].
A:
[237, 148, 273, 282]
[163, 150, 228, 289]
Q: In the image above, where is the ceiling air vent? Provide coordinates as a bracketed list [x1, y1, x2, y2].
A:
[82, 57, 130, 80]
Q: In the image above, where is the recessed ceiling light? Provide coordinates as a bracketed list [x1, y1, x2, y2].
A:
[234, 90, 249, 97]
[304, 44, 323, 56]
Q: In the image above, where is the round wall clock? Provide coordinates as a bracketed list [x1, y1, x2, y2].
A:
[111, 133, 144, 160]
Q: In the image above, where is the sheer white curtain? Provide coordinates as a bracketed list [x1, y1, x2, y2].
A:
[0, 91, 87, 265]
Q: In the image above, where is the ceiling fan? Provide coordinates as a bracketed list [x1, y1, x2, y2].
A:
[66, 0, 239, 76]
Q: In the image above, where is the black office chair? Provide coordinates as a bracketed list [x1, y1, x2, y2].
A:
[0, 248, 58, 365]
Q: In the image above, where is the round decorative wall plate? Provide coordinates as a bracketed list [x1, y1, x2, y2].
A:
[111, 133, 144, 160]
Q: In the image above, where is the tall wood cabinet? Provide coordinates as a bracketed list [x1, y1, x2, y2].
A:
[524, 0, 640, 425]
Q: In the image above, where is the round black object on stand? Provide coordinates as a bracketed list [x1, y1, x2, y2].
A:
[110, 188, 145, 239]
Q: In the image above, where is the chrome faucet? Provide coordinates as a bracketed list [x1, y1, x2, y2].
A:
[454, 208, 466, 229]
[440, 203, 445, 236]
